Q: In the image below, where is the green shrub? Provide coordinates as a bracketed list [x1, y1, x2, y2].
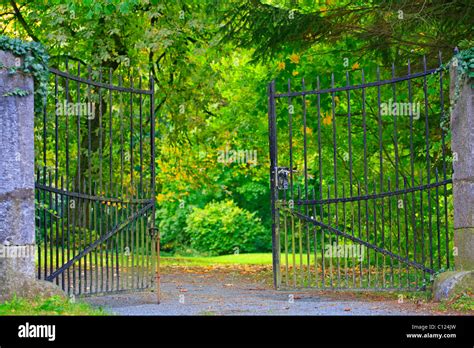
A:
[185, 200, 270, 255]
[157, 203, 193, 252]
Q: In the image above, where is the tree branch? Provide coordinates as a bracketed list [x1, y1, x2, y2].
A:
[9, 0, 40, 42]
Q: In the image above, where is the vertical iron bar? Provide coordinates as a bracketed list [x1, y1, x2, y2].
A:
[372, 180, 378, 288]
[130, 195, 135, 290]
[36, 169, 41, 280]
[297, 186, 303, 286]
[125, 197, 130, 290]
[106, 187, 111, 292]
[388, 178, 394, 287]
[117, 186, 124, 291]
[76, 62, 81, 195]
[119, 75, 124, 190]
[71, 180, 78, 295]
[311, 187, 318, 287]
[291, 204, 296, 287]
[54, 173, 59, 286]
[407, 58, 418, 284]
[89, 186, 94, 294]
[287, 78, 294, 286]
[129, 69, 134, 188]
[288, 79, 293, 204]
[342, 183, 348, 287]
[302, 78, 310, 286]
[98, 189, 104, 293]
[422, 56, 434, 270]
[94, 183, 99, 293]
[83, 179, 88, 294]
[109, 69, 113, 194]
[98, 68, 103, 193]
[403, 177, 410, 288]
[284, 190, 289, 286]
[54, 73, 59, 286]
[419, 171, 426, 283]
[361, 69, 370, 289]
[357, 181, 362, 288]
[48, 172, 53, 278]
[143, 188, 150, 287]
[98, 69, 104, 291]
[346, 71, 355, 289]
[327, 185, 333, 288]
[42, 74, 48, 280]
[316, 76, 325, 289]
[150, 73, 157, 298]
[439, 52, 450, 269]
[87, 67, 92, 192]
[435, 169, 442, 269]
[60, 176, 65, 291]
[139, 76, 144, 195]
[376, 66, 385, 288]
[330, 73, 340, 288]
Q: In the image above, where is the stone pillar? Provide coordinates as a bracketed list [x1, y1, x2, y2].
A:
[450, 64, 474, 271]
[433, 57, 474, 301]
[0, 49, 63, 301]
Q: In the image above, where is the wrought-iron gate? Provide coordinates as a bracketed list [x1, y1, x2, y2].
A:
[35, 60, 157, 297]
[268, 55, 453, 290]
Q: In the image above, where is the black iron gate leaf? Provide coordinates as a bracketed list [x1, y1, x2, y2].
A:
[35, 62, 157, 297]
[268, 55, 453, 291]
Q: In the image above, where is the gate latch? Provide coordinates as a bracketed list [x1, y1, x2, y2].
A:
[275, 167, 290, 190]
[148, 227, 160, 239]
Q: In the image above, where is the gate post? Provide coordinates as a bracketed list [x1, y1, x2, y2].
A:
[0, 48, 63, 301]
[268, 81, 281, 289]
[433, 52, 474, 300]
[450, 60, 474, 271]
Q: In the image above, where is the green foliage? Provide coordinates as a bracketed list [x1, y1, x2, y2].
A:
[185, 200, 270, 255]
[157, 202, 193, 252]
[0, 36, 49, 112]
[1, 0, 467, 257]
[2, 87, 30, 97]
[221, 0, 473, 65]
[447, 47, 474, 109]
[452, 47, 474, 77]
[431, 47, 474, 130]
[438, 291, 474, 312]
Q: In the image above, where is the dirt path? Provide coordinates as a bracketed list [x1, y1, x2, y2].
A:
[84, 266, 448, 315]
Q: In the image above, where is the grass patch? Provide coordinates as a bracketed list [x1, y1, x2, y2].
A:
[0, 295, 107, 316]
[160, 253, 274, 266]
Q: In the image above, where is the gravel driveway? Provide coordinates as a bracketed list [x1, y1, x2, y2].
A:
[84, 267, 438, 315]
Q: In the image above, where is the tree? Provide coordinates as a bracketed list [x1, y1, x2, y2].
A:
[221, 0, 474, 67]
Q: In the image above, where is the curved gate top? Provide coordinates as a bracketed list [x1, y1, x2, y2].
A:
[268, 55, 453, 291]
[35, 60, 158, 297]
